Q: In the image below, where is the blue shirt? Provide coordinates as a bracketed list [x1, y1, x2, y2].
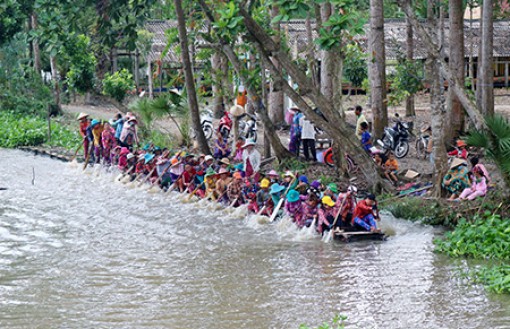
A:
[361, 131, 372, 151]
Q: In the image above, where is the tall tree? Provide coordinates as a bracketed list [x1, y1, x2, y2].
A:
[369, 0, 388, 137]
[447, 0, 466, 139]
[426, 0, 448, 196]
[30, 13, 41, 75]
[174, 0, 211, 154]
[268, 4, 285, 125]
[479, 0, 494, 115]
[405, 14, 415, 117]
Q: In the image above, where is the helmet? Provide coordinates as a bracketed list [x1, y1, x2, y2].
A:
[347, 185, 358, 194]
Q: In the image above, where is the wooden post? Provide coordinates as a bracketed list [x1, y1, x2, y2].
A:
[134, 49, 140, 91]
[505, 62, 509, 88]
[148, 61, 153, 99]
[47, 104, 52, 142]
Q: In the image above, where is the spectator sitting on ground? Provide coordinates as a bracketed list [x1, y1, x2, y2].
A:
[384, 152, 399, 186]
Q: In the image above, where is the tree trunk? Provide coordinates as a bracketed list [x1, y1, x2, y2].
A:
[320, 3, 333, 99]
[369, 0, 388, 138]
[479, 0, 494, 115]
[397, 0, 486, 130]
[320, 2, 343, 118]
[111, 47, 118, 73]
[31, 13, 41, 76]
[134, 49, 140, 90]
[237, 6, 390, 191]
[50, 56, 61, 111]
[305, 13, 319, 88]
[211, 51, 225, 118]
[405, 15, 415, 117]
[269, 5, 285, 125]
[174, 0, 211, 154]
[220, 53, 232, 108]
[426, 0, 448, 197]
[147, 61, 154, 99]
[447, 0, 465, 140]
[261, 56, 272, 159]
[469, 5, 475, 92]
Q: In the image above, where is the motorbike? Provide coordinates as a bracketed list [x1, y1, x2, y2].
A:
[376, 116, 410, 158]
[239, 113, 258, 142]
[218, 111, 233, 139]
[190, 109, 214, 140]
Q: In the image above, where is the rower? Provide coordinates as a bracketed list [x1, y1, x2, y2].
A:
[352, 194, 381, 232]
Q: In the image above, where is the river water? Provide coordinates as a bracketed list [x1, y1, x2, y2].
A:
[0, 149, 509, 329]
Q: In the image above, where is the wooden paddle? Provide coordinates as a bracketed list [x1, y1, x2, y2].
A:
[256, 205, 266, 216]
[229, 196, 239, 208]
[137, 166, 157, 187]
[70, 141, 84, 162]
[147, 162, 172, 190]
[116, 163, 136, 182]
[186, 181, 205, 201]
[166, 172, 184, 193]
[215, 188, 229, 203]
[82, 143, 93, 170]
[269, 176, 296, 222]
[325, 195, 348, 241]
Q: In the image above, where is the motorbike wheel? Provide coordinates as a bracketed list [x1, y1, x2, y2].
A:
[324, 148, 334, 167]
[247, 130, 257, 143]
[203, 122, 214, 140]
[395, 140, 410, 158]
[220, 126, 230, 139]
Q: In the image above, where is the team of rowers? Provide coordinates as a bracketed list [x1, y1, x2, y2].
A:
[76, 111, 382, 234]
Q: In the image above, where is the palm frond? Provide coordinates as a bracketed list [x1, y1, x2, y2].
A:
[465, 131, 489, 148]
[486, 115, 510, 140]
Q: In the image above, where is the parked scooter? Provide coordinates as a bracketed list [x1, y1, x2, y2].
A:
[376, 114, 411, 158]
[190, 109, 214, 140]
[218, 111, 233, 139]
[239, 113, 258, 142]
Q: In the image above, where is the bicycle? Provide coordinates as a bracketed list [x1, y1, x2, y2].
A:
[416, 126, 431, 160]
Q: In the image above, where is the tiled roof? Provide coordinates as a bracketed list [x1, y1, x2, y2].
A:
[145, 19, 510, 63]
[282, 18, 510, 60]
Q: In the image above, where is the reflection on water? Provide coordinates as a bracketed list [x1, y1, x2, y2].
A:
[0, 149, 509, 329]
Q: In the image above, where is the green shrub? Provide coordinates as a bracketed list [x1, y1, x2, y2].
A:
[384, 198, 443, 225]
[474, 265, 510, 294]
[102, 69, 134, 102]
[435, 213, 510, 294]
[0, 111, 80, 150]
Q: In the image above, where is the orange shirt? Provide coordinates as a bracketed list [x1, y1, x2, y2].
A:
[385, 158, 399, 171]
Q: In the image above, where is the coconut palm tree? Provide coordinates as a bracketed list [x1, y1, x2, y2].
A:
[466, 115, 510, 188]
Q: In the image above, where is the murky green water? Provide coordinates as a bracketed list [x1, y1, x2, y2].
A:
[0, 149, 509, 328]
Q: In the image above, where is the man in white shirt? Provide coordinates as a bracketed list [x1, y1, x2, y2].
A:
[355, 105, 368, 140]
[299, 115, 317, 161]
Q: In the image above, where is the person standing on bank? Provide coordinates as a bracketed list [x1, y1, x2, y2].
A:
[355, 105, 368, 140]
[300, 115, 317, 162]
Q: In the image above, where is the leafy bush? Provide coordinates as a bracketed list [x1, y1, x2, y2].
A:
[65, 34, 96, 94]
[435, 214, 510, 260]
[474, 265, 510, 294]
[0, 111, 80, 149]
[102, 69, 134, 102]
[384, 198, 443, 225]
[435, 213, 510, 294]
